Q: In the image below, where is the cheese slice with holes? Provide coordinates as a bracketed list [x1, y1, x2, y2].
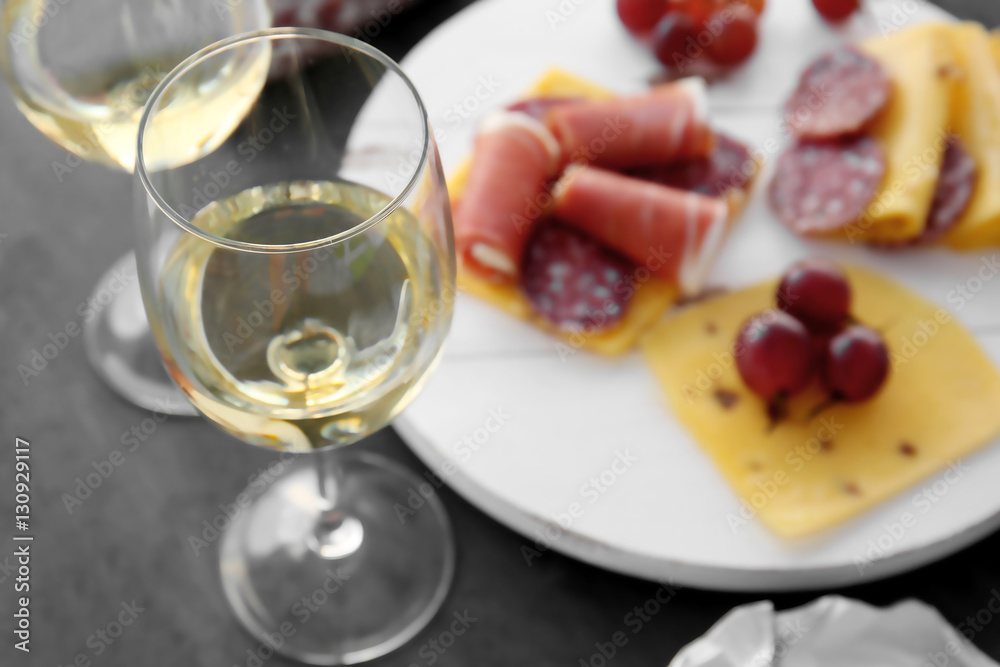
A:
[452, 69, 677, 356]
[851, 24, 958, 243]
[943, 23, 1000, 249]
[641, 266, 1000, 537]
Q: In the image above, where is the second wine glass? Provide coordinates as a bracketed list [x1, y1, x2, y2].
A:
[1, 0, 271, 415]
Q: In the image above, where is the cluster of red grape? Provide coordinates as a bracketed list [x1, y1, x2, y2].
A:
[617, 0, 862, 72]
[735, 259, 889, 416]
[616, 0, 765, 70]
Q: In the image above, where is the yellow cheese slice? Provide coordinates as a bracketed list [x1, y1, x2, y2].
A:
[851, 24, 958, 243]
[641, 266, 1000, 537]
[943, 23, 1000, 249]
[990, 29, 1000, 64]
[523, 67, 617, 101]
[452, 69, 677, 356]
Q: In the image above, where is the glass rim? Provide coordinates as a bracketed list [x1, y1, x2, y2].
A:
[135, 26, 431, 255]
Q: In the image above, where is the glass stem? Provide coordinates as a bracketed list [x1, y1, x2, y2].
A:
[309, 448, 365, 559]
[315, 447, 340, 511]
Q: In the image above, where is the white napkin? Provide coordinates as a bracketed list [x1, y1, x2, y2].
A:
[669, 596, 997, 667]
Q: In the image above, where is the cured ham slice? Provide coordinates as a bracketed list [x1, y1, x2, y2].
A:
[552, 166, 729, 294]
[544, 78, 713, 169]
[453, 111, 561, 282]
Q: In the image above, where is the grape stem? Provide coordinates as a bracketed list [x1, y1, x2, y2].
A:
[807, 396, 838, 420]
[766, 392, 789, 432]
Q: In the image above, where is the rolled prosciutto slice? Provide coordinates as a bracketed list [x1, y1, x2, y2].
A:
[454, 111, 561, 282]
[544, 78, 713, 169]
[552, 166, 729, 294]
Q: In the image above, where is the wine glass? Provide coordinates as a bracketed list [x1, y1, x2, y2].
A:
[134, 28, 456, 664]
[0, 0, 271, 415]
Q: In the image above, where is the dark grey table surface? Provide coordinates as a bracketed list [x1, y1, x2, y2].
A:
[4, 1, 1000, 665]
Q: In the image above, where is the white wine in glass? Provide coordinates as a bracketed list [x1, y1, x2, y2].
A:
[0, 0, 271, 414]
[158, 180, 451, 451]
[135, 29, 456, 665]
[1, 0, 271, 170]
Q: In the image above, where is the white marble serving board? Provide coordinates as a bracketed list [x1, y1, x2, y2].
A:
[395, 0, 1000, 590]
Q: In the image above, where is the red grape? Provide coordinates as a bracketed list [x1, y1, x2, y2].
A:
[705, 6, 759, 67]
[736, 0, 766, 15]
[736, 311, 814, 400]
[652, 12, 700, 69]
[824, 325, 889, 402]
[776, 258, 851, 334]
[811, 0, 860, 22]
[618, 0, 668, 35]
[667, 0, 719, 26]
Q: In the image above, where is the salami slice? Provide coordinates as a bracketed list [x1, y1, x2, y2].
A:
[453, 111, 561, 282]
[552, 166, 730, 294]
[784, 47, 891, 141]
[917, 139, 977, 244]
[630, 134, 754, 196]
[507, 97, 583, 122]
[544, 78, 713, 169]
[521, 224, 633, 331]
[768, 136, 886, 235]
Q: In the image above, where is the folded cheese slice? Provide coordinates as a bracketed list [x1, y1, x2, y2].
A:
[853, 24, 958, 243]
[641, 266, 1000, 537]
[943, 23, 1000, 249]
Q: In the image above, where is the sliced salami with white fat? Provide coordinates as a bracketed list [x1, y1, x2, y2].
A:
[918, 139, 977, 244]
[630, 134, 754, 197]
[521, 224, 634, 331]
[769, 136, 886, 235]
[784, 47, 891, 141]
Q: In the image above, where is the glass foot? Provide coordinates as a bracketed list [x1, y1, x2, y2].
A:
[219, 449, 455, 665]
[83, 251, 198, 416]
